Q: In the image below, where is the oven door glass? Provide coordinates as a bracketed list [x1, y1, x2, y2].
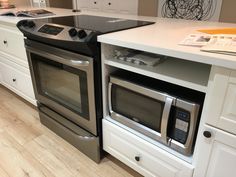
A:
[111, 85, 164, 132]
[32, 53, 90, 119]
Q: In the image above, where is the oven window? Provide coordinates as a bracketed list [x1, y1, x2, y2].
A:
[32, 53, 89, 120]
[111, 85, 164, 132]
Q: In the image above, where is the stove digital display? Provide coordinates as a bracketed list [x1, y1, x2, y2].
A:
[38, 25, 64, 35]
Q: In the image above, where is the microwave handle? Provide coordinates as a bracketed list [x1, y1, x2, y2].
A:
[161, 97, 174, 144]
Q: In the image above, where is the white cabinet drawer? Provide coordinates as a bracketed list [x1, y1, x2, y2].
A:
[77, 0, 102, 11]
[206, 67, 236, 135]
[103, 119, 193, 177]
[102, 0, 138, 14]
[1, 62, 16, 88]
[0, 27, 27, 63]
[0, 61, 35, 103]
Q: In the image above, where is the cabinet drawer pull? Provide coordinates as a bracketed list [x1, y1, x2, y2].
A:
[135, 156, 140, 162]
[94, 1, 97, 4]
[12, 78, 16, 82]
[203, 131, 212, 138]
[3, 40, 7, 44]
[108, 2, 111, 5]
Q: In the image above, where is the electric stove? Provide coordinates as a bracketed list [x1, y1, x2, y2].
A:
[17, 15, 155, 163]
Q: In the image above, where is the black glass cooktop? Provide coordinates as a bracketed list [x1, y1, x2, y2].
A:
[38, 15, 155, 33]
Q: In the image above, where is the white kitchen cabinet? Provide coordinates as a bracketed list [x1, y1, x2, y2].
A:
[102, 0, 138, 14]
[0, 60, 35, 104]
[76, 0, 138, 15]
[103, 119, 193, 177]
[0, 23, 36, 105]
[0, 26, 28, 65]
[205, 67, 236, 135]
[76, 0, 102, 11]
[193, 125, 236, 177]
[101, 0, 118, 13]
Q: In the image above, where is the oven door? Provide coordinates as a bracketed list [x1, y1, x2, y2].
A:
[108, 76, 176, 144]
[26, 40, 97, 135]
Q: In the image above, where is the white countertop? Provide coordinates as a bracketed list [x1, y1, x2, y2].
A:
[0, 7, 235, 70]
[98, 18, 236, 70]
[0, 7, 82, 26]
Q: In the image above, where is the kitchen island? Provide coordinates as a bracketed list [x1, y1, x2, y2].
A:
[0, 7, 236, 177]
[97, 12, 236, 177]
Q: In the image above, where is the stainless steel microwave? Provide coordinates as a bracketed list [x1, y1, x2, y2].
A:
[108, 72, 204, 156]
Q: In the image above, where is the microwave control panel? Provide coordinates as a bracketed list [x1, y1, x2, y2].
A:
[172, 109, 190, 144]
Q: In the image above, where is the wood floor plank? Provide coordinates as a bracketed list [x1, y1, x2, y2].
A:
[24, 139, 78, 177]
[42, 129, 141, 177]
[0, 166, 10, 177]
[4, 122, 42, 146]
[0, 132, 52, 177]
[20, 150, 57, 177]
[0, 106, 22, 129]
[32, 134, 99, 177]
[0, 86, 143, 177]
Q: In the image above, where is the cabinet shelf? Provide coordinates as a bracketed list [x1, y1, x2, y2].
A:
[104, 57, 211, 93]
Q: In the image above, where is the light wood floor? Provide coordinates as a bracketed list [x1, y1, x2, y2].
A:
[0, 86, 142, 177]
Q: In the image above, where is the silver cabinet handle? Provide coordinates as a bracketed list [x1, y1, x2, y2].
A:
[161, 97, 174, 144]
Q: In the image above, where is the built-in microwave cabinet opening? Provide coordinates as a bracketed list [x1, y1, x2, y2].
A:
[108, 70, 205, 156]
[101, 43, 211, 162]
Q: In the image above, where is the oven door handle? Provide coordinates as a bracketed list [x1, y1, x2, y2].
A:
[26, 46, 91, 70]
[70, 60, 90, 67]
[161, 97, 174, 145]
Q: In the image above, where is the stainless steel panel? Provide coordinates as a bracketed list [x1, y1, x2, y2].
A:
[39, 106, 101, 163]
[108, 76, 201, 156]
[161, 97, 174, 144]
[170, 99, 200, 155]
[110, 76, 170, 102]
[110, 111, 163, 142]
[108, 78, 170, 144]
[27, 41, 97, 135]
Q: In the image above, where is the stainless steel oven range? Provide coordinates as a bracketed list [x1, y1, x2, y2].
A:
[17, 15, 154, 162]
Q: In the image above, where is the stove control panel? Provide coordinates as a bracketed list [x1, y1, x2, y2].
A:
[38, 25, 64, 36]
[17, 20, 95, 43]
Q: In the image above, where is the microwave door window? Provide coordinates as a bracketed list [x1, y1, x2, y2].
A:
[32, 54, 89, 120]
[112, 85, 164, 132]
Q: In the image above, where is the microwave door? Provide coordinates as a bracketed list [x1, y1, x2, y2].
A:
[108, 77, 175, 145]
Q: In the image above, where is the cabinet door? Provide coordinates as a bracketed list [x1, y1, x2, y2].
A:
[0, 61, 35, 102]
[90, 0, 102, 11]
[76, 0, 90, 10]
[193, 125, 236, 177]
[0, 61, 18, 88]
[220, 71, 236, 133]
[205, 67, 236, 135]
[0, 28, 5, 51]
[77, 0, 102, 10]
[102, 0, 138, 14]
[102, 0, 118, 13]
[118, 0, 138, 14]
[0, 27, 27, 62]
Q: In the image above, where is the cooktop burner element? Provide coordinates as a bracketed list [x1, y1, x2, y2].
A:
[17, 15, 155, 55]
